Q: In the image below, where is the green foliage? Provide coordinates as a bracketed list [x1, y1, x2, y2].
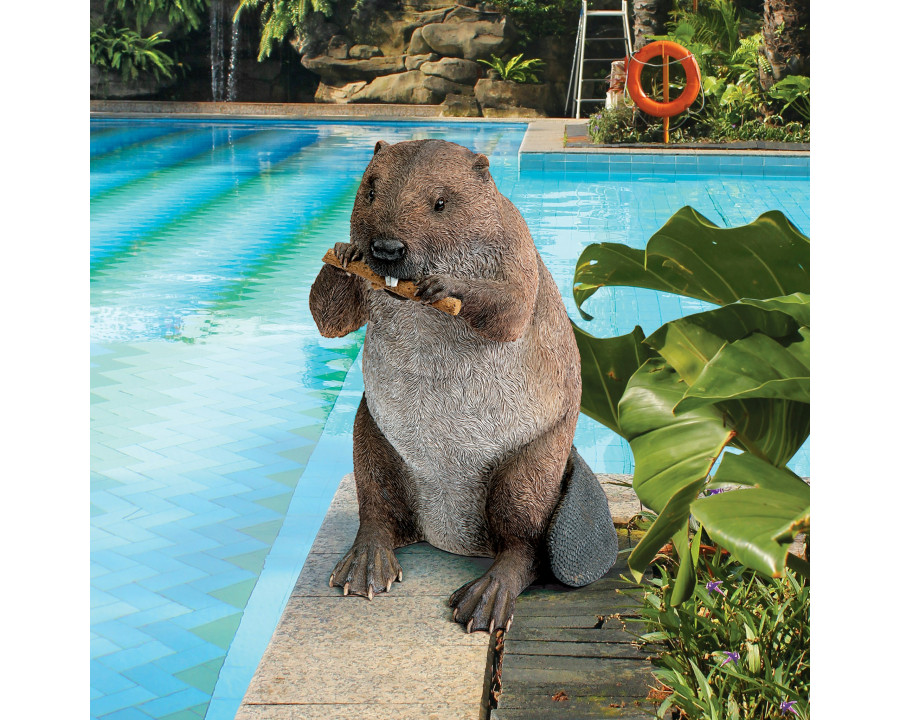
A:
[571, 207, 810, 596]
[478, 54, 545, 84]
[234, 0, 336, 60]
[490, 0, 581, 43]
[90, 23, 177, 82]
[104, 0, 208, 33]
[768, 75, 810, 121]
[627, 551, 809, 719]
[592, 1, 808, 144]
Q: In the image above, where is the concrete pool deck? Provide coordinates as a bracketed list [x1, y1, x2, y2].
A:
[236, 473, 651, 720]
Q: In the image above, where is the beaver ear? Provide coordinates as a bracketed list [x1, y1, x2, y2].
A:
[473, 153, 490, 179]
[374, 140, 390, 155]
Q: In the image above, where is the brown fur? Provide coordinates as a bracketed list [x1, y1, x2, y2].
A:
[309, 139, 583, 633]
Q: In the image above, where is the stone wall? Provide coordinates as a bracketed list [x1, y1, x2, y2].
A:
[297, 1, 567, 117]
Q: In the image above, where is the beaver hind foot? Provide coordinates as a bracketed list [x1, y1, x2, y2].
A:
[545, 447, 619, 587]
[330, 532, 403, 601]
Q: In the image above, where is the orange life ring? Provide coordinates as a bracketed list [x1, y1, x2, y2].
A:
[626, 41, 701, 118]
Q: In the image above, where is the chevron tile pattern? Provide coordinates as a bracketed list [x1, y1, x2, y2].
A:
[91, 118, 809, 720]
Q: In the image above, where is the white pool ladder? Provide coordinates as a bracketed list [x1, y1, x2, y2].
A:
[567, 1, 634, 119]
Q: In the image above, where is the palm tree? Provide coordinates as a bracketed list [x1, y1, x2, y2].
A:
[632, 0, 673, 50]
[759, 0, 809, 88]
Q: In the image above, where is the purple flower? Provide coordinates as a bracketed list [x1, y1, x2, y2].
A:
[720, 651, 739, 665]
[707, 488, 725, 495]
[706, 580, 725, 595]
[780, 700, 799, 715]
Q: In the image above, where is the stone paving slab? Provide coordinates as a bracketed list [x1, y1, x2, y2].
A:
[238, 473, 649, 719]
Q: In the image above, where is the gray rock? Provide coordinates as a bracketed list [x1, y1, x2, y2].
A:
[349, 44, 383, 60]
[441, 93, 482, 117]
[420, 18, 513, 60]
[348, 70, 473, 104]
[404, 52, 439, 71]
[419, 57, 480, 85]
[444, 5, 502, 23]
[301, 54, 407, 84]
[326, 35, 351, 59]
[407, 25, 433, 55]
[314, 80, 369, 104]
[474, 77, 551, 112]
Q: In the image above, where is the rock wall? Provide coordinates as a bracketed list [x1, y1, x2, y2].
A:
[298, 1, 564, 116]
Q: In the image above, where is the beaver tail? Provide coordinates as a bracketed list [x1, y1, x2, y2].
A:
[545, 447, 618, 587]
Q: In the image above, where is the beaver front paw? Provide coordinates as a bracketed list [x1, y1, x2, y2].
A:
[449, 573, 517, 634]
[333, 241, 363, 269]
[330, 538, 403, 601]
[415, 274, 464, 306]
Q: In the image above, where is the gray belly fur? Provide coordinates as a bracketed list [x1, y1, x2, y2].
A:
[363, 294, 555, 556]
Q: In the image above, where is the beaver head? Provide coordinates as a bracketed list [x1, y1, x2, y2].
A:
[349, 139, 500, 286]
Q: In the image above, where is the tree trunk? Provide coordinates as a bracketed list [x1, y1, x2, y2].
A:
[632, 0, 672, 51]
[760, 0, 810, 89]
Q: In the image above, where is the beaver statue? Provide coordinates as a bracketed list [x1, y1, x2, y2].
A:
[309, 139, 618, 634]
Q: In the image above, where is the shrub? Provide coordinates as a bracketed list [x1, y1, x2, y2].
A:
[628, 550, 810, 719]
[478, 54, 545, 83]
[90, 23, 177, 82]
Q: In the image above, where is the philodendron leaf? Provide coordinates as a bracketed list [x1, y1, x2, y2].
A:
[572, 323, 653, 436]
[692, 454, 810, 577]
[573, 207, 809, 318]
[675, 328, 810, 413]
[619, 357, 734, 581]
[645, 301, 801, 385]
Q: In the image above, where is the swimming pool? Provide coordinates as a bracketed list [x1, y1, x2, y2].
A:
[90, 118, 810, 720]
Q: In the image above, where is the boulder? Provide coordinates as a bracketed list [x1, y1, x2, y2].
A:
[441, 93, 482, 117]
[349, 44, 383, 60]
[419, 57, 480, 85]
[420, 18, 514, 60]
[405, 52, 439, 71]
[408, 25, 433, 55]
[315, 80, 368, 103]
[475, 78, 551, 116]
[301, 54, 407, 84]
[326, 35, 351, 59]
[348, 70, 473, 104]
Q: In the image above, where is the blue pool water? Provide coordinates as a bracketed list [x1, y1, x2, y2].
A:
[91, 118, 810, 720]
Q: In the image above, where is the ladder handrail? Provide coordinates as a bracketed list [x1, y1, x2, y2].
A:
[571, 0, 633, 118]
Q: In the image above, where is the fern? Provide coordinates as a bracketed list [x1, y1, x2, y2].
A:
[104, 0, 207, 33]
[235, 0, 335, 60]
[91, 23, 177, 82]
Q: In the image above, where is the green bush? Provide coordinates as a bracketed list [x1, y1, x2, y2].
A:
[490, 0, 581, 43]
[628, 551, 809, 719]
[90, 23, 177, 82]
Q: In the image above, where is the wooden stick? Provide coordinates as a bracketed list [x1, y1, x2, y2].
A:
[322, 248, 462, 316]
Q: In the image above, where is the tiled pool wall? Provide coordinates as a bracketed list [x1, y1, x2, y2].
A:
[520, 150, 809, 177]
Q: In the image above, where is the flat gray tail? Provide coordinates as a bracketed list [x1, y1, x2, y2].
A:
[545, 446, 618, 587]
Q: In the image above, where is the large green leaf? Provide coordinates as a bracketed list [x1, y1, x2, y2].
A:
[572, 323, 653, 436]
[619, 358, 735, 580]
[573, 207, 809, 318]
[644, 301, 801, 385]
[675, 328, 810, 413]
[692, 453, 810, 576]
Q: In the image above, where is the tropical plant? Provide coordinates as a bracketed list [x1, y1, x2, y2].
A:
[90, 23, 178, 82]
[104, 0, 208, 33]
[760, 0, 809, 88]
[490, 0, 581, 44]
[768, 74, 810, 120]
[572, 207, 809, 602]
[627, 550, 810, 719]
[478, 53, 545, 83]
[234, 0, 336, 60]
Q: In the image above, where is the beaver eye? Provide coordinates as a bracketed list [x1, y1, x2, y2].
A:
[434, 197, 445, 212]
[367, 187, 375, 203]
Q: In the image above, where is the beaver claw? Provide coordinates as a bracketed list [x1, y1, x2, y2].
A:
[416, 274, 463, 305]
[333, 241, 363, 269]
[330, 540, 402, 600]
[448, 573, 517, 634]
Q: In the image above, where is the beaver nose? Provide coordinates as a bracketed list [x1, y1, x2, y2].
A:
[370, 237, 406, 262]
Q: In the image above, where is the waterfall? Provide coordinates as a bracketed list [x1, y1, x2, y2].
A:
[226, 12, 240, 102]
[210, 0, 225, 102]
